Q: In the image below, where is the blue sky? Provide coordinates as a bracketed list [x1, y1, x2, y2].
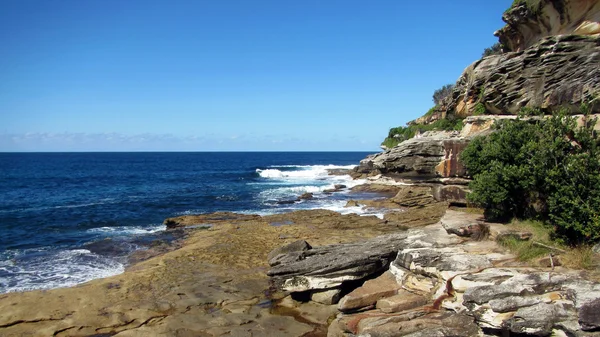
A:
[1, 0, 511, 151]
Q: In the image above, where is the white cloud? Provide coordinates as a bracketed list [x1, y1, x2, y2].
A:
[0, 132, 380, 152]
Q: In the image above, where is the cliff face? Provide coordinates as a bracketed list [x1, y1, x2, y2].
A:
[445, 0, 600, 117]
[497, 0, 600, 52]
[361, 0, 600, 203]
[446, 34, 600, 117]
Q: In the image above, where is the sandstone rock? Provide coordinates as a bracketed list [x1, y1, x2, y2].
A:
[267, 234, 406, 292]
[356, 312, 481, 337]
[383, 202, 448, 228]
[327, 168, 353, 176]
[268, 212, 467, 294]
[445, 35, 600, 117]
[350, 183, 401, 195]
[508, 302, 574, 336]
[163, 212, 261, 228]
[431, 184, 469, 205]
[357, 132, 468, 179]
[579, 298, 600, 331]
[311, 288, 342, 305]
[487, 295, 542, 313]
[337, 271, 401, 312]
[275, 296, 339, 326]
[297, 192, 314, 200]
[376, 290, 428, 313]
[267, 240, 312, 265]
[390, 186, 435, 207]
[496, 0, 600, 52]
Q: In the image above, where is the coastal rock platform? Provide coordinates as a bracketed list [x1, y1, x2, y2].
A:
[2, 184, 600, 337]
[0, 186, 443, 337]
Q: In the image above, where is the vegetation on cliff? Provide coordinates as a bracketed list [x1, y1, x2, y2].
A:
[481, 42, 503, 57]
[381, 118, 463, 149]
[432, 84, 454, 106]
[381, 85, 462, 149]
[461, 107, 600, 244]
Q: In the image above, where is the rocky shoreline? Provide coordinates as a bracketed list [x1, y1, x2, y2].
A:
[1, 177, 599, 336]
[0, 180, 438, 337]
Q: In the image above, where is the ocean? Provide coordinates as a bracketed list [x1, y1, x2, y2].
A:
[0, 151, 377, 293]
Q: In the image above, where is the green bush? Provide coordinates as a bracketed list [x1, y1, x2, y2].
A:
[461, 108, 600, 244]
[473, 103, 487, 115]
[381, 118, 464, 148]
[433, 84, 454, 106]
[482, 43, 503, 57]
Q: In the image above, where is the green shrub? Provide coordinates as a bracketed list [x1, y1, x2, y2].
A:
[433, 84, 454, 106]
[424, 106, 438, 117]
[482, 43, 503, 57]
[473, 103, 487, 116]
[461, 108, 600, 244]
[381, 118, 464, 148]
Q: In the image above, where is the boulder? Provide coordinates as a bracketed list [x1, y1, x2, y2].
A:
[297, 192, 313, 200]
[337, 271, 401, 312]
[431, 184, 469, 205]
[267, 240, 312, 265]
[267, 234, 407, 292]
[376, 290, 428, 313]
[344, 200, 361, 207]
[323, 185, 347, 193]
[268, 212, 466, 294]
[311, 288, 342, 305]
[357, 132, 469, 179]
[579, 298, 600, 331]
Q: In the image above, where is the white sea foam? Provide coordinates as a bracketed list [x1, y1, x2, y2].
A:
[256, 164, 356, 181]
[86, 224, 165, 235]
[267, 164, 357, 169]
[317, 200, 386, 218]
[0, 248, 124, 293]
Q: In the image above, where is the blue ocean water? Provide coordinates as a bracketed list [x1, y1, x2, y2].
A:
[0, 152, 375, 293]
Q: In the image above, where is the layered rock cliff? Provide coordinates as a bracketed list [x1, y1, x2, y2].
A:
[441, 0, 600, 118]
[363, 0, 600, 203]
[497, 0, 600, 52]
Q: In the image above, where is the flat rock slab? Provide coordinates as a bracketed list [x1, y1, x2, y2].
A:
[268, 219, 465, 293]
[267, 233, 409, 292]
[338, 271, 402, 312]
[376, 290, 428, 313]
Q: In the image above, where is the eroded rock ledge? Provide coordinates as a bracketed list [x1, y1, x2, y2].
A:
[267, 210, 600, 337]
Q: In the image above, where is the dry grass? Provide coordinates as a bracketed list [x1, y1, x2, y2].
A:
[497, 219, 598, 270]
[562, 246, 597, 270]
[450, 206, 484, 215]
